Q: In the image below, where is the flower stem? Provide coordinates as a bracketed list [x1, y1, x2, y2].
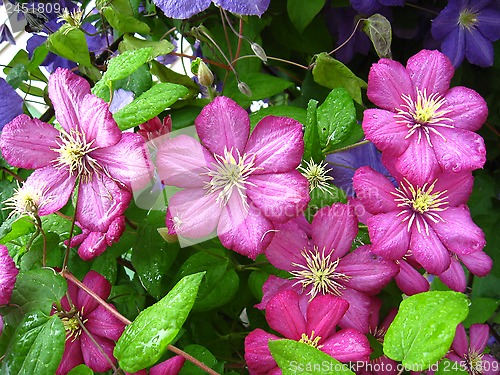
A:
[323, 139, 370, 155]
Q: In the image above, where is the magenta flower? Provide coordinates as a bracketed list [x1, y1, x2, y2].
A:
[263, 203, 398, 332]
[0, 245, 18, 306]
[156, 96, 309, 259]
[54, 271, 125, 374]
[362, 49, 487, 185]
[245, 290, 371, 374]
[439, 252, 492, 293]
[126, 356, 186, 375]
[352, 166, 486, 276]
[0, 68, 152, 233]
[447, 324, 500, 375]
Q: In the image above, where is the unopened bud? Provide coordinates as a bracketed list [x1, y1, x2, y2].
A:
[251, 42, 267, 62]
[237, 81, 252, 97]
[197, 60, 214, 87]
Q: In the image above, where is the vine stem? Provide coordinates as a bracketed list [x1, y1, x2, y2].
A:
[60, 270, 221, 375]
[323, 139, 370, 155]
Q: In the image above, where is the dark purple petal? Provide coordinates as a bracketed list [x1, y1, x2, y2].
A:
[441, 27, 466, 67]
[213, 0, 270, 16]
[482, 354, 500, 375]
[85, 305, 126, 341]
[77, 271, 112, 314]
[431, 1, 461, 40]
[80, 332, 116, 372]
[244, 329, 280, 375]
[0, 245, 18, 305]
[451, 324, 468, 357]
[476, 6, 500, 40]
[465, 27, 494, 67]
[56, 337, 84, 374]
[0, 78, 23, 130]
[0, 115, 59, 169]
[0, 24, 15, 45]
[306, 295, 349, 340]
[265, 290, 306, 340]
[469, 323, 490, 353]
[338, 288, 373, 333]
[152, 0, 211, 19]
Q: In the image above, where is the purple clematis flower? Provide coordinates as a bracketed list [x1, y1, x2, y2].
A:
[431, 0, 500, 67]
[262, 203, 399, 332]
[54, 271, 125, 374]
[447, 324, 500, 375]
[352, 166, 486, 276]
[0, 78, 23, 131]
[245, 290, 372, 374]
[0, 69, 152, 234]
[0, 23, 15, 45]
[0, 245, 18, 306]
[152, 0, 270, 19]
[156, 96, 309, 259]
[349, 0, 403, 15]
[362, 49, 487, 185]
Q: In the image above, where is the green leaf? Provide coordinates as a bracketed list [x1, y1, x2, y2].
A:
[249, 105, 307, 130]
[113, 82, 189, 130]
[269, 339, 355, 375]
[303, 99, 323, 162]
[363, 14, 392, 59]
[2, 269, 67, 325]
[6, 64, 28, 89]
[114, 64, 153, 97]
[150, 60, 200, 97]
[20, 232, 63, 271]
[114, 272, 205, 372]
[67, 364, 94, 375]
[178, 344, 220, 375]
[312, 52, 367, 104]
[120, 34, 175, 58]
[47, 28, 91, 67]
[104, 48, 153, 84]
[317, 88, 357, 151]
[462, 297, 499, 328]
[0, 217, 35, 244]
[1, 311, 65, 375]
[434, 359, 469, 375]
[102, 6, 150, 34]
[383, 291, 469, 371]
[26, 43, 49, 73]
[287, 0, 326, 33]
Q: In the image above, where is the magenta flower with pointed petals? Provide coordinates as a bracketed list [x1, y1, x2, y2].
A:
[0, 245, 18, 306]
[245, 290, 371, 374]
[352, 166, 486, 277]
[362, 49, 487, 185]
[0, 68, 152, 234]
[54, 271, 125, 375]
[126, 355, 186, 375]
[156, 96, 309, 259]
[263, 203, 398, 332]
[447, 324, 500, 375]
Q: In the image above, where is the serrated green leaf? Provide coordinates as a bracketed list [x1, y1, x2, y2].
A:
[114, 272, 205, 372]
[67, 364, 94, 375]
[269, 339, 355, 375]
[312, 52, 367, 104]
[363, 14, 392, 59]
[47, 28, 91, 67]
[120, 34, 175, 58]
[113, 82, 189, 130]
[1, 311, 65, 375]
[303, 99, 323, 162]
[384, 291, 469, 371]
[317, 88, 357, 151]
[102, 6, 150, 34]
[287, 0, 326, 33]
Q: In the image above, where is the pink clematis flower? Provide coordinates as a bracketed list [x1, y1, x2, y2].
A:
[54, 270, 126, 374]
[362, 49, 487, 185]
[262, 203, 399, 332]
[245, 290, 371, 375]
[0, 245, 18, 306]
[352, 166, 486, 277]
[126, 355, 186, 375]
[447, 324, 500, 375]
[0, 68, 152, 233]
[156, 96, 309, 259]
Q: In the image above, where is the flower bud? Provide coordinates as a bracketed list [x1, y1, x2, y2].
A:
[197, 60, 214, 87]
[238, 81, 252, 97]
[251, 42, 267, 62]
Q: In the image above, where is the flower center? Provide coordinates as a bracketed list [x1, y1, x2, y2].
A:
[53, 129, 99, 180]
[395, 88, 454, 147]
[59, 310, 86, 342]
[290, 247, 351, 300]
[204, 147, 258, 208]
[58, 7, 84, 34]
[299, 330, 323, 349]
[463, 350, 484, 375]
[391, 178, 449, 234]
[459, 10, 478, 29]
[299, 159, 334, 193]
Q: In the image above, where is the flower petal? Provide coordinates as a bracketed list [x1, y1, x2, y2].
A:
[406, 50, 454, 96]
[92, 133, 153, 190]
[76, 174, 132, 233]
[244, 329, 280, 375]
[218, 193, 273, 259]
[195, 96, 249, 156]
[410, 217, 450, 274]
[367, 212, 410, 260]
[394, 137, 441, 186]
[438, 257, 466, 292]
[431, 2, 461, 40]
[441, 27, 466, 68]
[56, 337, 83, 375]
[0, 115, 59, 169]
[150, 356, 186, 375]
[433, 128, 486, 174]
[255, 275, 296, 311]
[311, 203, 358, 258]
[76, 231, 108, 261]
[482, 354, 500, 375]
[338, 288, 373, 333]
[246, 171, 309, 223]
[444, 86, 488, 132]
[306, 295, 349, 340]
[244, 116, 304, 173]
[0, 78, 23, 131]
[152, 0, 211, 19]
[394, 259, 430, 296]
[476, 6, 500, 40]
[77, 270, 112, 314]
[213, 0, 270, 16]
[265, 290, 306, 340]
[362, 109, 410, 156]
[321, 328, 371, 362]
[469, 323, 490, 353]
[0, 245, 18, 305]
[367, 58, 414, 111]
[465, 28, 494, 67]
[458, 251, 492, 277]
[430, 206, 485, 255]
[48, 68, 91, 133]
[85, 305, 126, 341]
[434, 171, 473, 206]
[336, 245, 399, 294]
[451, 324, 468, 357]
[156, 134, 214, 188]
[166, 188, 221, 238]
[352, 166, 398, 215]
[80, 332, 116, 373]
